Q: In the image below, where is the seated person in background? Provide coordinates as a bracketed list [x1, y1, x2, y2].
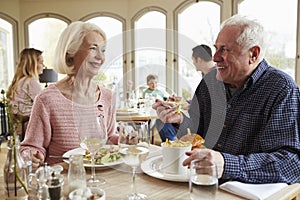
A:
[157, 44, 215, 142]
[6, 48, 44, 141]
[20, 21, 119, 169]
[141, 74, 176, 142]
[153, 14, 300, 184]
[142, 74, 168, 100]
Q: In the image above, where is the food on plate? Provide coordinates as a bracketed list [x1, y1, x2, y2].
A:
[164, 138, 191, 147]
[179, 128, 205, 150]
[69, 187, 104, 200]
[84, 145, 121, 164]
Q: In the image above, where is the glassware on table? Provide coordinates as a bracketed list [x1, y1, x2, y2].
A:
[118, 121, 150, 200]
[68, 154, 87, 194]
[189, 159, 218, 200]
[78, 113, 107, 187]
[21, 148, 33, 175]
[28, 164, 53, 200]
[4, 136, 28, 199]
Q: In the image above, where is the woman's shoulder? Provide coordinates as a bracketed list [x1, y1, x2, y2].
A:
[99, 85, 113, 96]
[36, 84, 63, 101]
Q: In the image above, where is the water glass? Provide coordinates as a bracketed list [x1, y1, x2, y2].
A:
[189, 159, 218, 200]
[21, 148, 32, 174]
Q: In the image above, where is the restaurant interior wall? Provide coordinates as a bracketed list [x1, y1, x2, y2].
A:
[0, 0, 299, 95]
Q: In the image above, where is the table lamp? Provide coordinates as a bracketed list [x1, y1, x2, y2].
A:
[39, 68, 58, 87]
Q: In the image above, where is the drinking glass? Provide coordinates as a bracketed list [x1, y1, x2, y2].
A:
[21, 148, 32, 175]
[73, 101, 108, 187]
[118, 121, 150, 200]
[189, 159, 218, 200]
[79, 114, 107, 186]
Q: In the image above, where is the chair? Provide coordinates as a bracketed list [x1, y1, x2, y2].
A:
[13, 114, 29, 142]
[0, 102, 9, 150]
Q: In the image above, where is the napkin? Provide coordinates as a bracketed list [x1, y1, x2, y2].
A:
[219, 181, 288, 200]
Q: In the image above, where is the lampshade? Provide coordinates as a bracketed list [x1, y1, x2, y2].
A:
[39, 69, 58, 87]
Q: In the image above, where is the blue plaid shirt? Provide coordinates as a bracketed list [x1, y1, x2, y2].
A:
[177, 59, 300, 184]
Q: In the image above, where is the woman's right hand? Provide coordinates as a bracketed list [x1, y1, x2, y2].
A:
[152, 99, 183, 124]
[31, 150, 45, 170]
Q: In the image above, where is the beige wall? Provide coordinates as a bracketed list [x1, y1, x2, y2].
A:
[0, 0, 231, 51]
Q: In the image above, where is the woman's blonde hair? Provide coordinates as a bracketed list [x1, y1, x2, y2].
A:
[7, 48, 43, 99]
[53, 21, 107, 75]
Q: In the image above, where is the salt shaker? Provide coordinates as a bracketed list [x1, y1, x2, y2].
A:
[68, 154, 87, 194]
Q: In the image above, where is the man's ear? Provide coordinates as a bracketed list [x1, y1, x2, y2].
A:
[249, 46, 260, 64]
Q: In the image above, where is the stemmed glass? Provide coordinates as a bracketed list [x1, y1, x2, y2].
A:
[118, 121, 150, 200]
[73, 103, 107, 187]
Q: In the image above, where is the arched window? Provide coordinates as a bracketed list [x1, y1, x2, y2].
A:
[236, 0, 297, 80]
[25, 14, 69, 81]
[0, 14, 17, 90]
[83, 14, 124, 90]
[133, 8, 167, 98]
[175, 0, 221, 99]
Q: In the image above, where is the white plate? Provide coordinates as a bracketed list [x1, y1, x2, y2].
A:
[141, 155, 189, 182]
[63, 145, 123, 168]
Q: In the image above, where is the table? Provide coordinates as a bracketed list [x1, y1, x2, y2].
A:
[0, 167, 299, 200]
[116, 110, 158, 144]
[1, 146, 299, 200]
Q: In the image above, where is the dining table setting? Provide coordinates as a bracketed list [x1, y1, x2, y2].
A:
[1, 143, 299, 200]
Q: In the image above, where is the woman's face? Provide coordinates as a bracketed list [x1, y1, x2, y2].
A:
[37, 55, 44, 75]
[73, 31, 106, 77]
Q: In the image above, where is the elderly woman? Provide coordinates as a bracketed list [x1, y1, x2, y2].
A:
[20, 21, 118, 168]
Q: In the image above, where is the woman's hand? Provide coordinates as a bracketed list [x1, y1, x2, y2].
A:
[182, 148, 224, 178]
[152, 99, 183, 124]
[31, 150, 45, 170]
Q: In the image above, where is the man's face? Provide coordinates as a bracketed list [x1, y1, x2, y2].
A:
[192, 55, 202, 71]
[213, 25, 256, 88]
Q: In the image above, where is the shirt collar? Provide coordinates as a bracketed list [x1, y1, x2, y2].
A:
[243, 59, 269, 89]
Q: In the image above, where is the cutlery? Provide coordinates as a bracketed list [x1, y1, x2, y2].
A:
[49, 155, 104, 165]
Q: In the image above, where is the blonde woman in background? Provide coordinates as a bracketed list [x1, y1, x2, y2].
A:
[6, 48, 44, 140]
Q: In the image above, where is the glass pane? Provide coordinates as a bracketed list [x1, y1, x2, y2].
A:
[28, 18, 67, 82]
[238, 0, 297, 79]
[86, 17, 123, 86]
[135, 11, 167, 98]
[0, 18, 14, 90]
[86, 17, 123, 107]
[178, 1, 220, 99]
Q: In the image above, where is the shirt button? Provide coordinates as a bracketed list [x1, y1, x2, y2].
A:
[227, 104, 231, 109]
[223, 124, 227, 129]
[217, 143, 222, 148]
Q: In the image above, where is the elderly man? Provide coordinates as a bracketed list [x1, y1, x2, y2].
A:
[153, 14, 300, 184]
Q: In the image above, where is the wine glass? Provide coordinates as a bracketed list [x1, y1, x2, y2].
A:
[118, 121, 150, 200]
[73, 103, 107, 187]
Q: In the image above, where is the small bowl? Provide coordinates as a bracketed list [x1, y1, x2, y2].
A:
[69, 187, 105, 200]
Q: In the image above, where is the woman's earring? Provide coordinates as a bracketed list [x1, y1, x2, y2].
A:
[67, 57, 73, 63]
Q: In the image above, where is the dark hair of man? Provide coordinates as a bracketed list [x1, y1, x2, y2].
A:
[192, 44, 212, 62]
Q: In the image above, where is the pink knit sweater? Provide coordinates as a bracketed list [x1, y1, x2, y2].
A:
[20, 84, 118, 165]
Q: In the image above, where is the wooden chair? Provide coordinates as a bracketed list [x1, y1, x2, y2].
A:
[13, 114, 29, 142]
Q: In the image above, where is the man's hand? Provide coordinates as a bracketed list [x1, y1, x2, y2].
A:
[183, 148, 224, 178]
[152, 99, 183, 124]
